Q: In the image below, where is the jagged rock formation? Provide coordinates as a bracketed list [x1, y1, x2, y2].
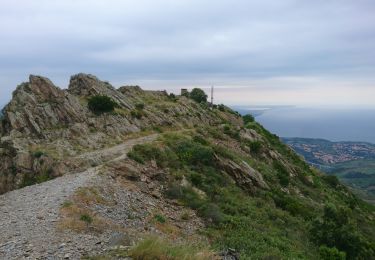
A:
[215, 155, 269, 193]
[0, 74, 234, 194]
[69, 73, 133, 109]
[2, 75, 84, 137]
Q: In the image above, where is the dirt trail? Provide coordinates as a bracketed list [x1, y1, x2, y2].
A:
[0, 134, 158, 259]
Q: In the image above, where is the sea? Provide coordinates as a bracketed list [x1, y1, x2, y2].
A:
[233, 106, 375, 144]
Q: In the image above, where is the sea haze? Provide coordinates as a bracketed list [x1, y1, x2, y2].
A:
[235, 106, 375, 144]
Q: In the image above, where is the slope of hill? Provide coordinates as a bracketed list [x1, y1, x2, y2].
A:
[0, 74, 374, 259]
[283, 137, 375, 204]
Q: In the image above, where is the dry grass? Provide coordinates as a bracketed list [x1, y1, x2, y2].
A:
[58, 186, 116, 233]
[58, 203, 110, 233]
[128, 236, 218, 260]
[73, 187, 109, 205]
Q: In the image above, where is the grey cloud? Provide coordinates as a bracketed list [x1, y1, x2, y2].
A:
[0, 0, 375, 106]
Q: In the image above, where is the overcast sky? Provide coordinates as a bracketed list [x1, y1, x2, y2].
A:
[0, 0, 375, 107]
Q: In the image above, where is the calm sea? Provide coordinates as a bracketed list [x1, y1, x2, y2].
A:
[236, 106, 375, 144]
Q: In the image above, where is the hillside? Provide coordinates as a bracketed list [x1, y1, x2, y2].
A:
[0, 74, 374, 259]
[283, 137, 375, 204]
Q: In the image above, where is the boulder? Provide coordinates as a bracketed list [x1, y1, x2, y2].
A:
[215, 155, 269, 193]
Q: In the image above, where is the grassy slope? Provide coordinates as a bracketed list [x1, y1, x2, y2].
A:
[125, 103, 375, 259]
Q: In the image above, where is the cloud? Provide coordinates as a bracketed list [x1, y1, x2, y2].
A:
[0, 0, 374, 106]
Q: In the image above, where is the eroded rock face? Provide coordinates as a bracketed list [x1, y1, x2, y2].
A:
[68, 73, 132, 109]
[0, 74, 139, 194]
[2, 75, 85, 137]
[215, 155, 269, 193]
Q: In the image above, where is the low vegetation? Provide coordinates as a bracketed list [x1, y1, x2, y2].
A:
[127, 125, 375, 259]
[128, 236, 215, 260]
[88, 95, 118, 113]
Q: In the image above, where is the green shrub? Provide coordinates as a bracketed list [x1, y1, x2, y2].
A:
[243, 114, 255, 124]
[322, 174, 340, 188]
[190, 88, 207, 103]
[190, 172, 204, 186]
[212, 145, 237, 161]
[192, 134, 209, 145]
[80, 214, 93, 225]
[127, 144, 162, 164]
[273, 161, 290, 187]
[166, 184, 205, 210]
[168, 93, 176, 99]
[154, 214, 166, 223]
[319, 246, 346, 260]
[173, 141, 214, 166]
[20, 168, 54, 188]
[200, 203, 225, 225]
[135, 103, 145, 110]
[218, 104, 225, 111]
[223, 125, 240, 140]
[272, 192, 314, 220]
[310, 204, 374, 259]
[33, 150, 45, 158]
[248, 141, 262, 154]
[130, 110, 143, 119]
[88, 95, 118, 113]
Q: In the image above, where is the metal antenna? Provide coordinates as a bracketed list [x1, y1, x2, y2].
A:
[211, 85, 214, 107]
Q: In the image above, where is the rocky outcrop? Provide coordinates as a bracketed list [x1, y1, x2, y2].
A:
[68, 73, 132, 109]
[215, 155, 269, 193]
[0, 73, 229, 194]
[1, 75, 85, 138]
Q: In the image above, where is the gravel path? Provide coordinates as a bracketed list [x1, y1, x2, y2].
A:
[0, 134, 158, 259]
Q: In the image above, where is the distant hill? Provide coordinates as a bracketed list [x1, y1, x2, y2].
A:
[283, 137, 375, 203]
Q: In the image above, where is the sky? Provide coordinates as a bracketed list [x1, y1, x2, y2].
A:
[0, 0, 375, 107]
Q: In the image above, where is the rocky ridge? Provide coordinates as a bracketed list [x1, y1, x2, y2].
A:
[0, 74, 226, 194]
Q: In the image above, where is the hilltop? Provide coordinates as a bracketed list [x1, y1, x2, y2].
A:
[0, 74, 374, 259]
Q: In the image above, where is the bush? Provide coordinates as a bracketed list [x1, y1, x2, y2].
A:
[135, 103, 145, 110]
[168, 93, 177, 102]
[166, 184, 205, 210]
[172, 140, 214, 166]
[243, 114, 255, 124]
[310, 204, 374, 259]
[80, 214, 93, 226]
[273, 161, 290, 187]
[130, 110, 143, 119]
[154, 214, 166, 223]
[33, 150, 45, 158]
[248, 141, 262, 154]
[218, 104, 225, 111]
[190, 172, 203, 186]
[88, 95, 118, 113]
[190, 88, 207, 103]
[200, 203, 225, 225]
[319, 246, 346, 260]
[273, 192, 314, 220]
[127, 144, 163, 164]
[322, 174, 340, 188]
[223, 125, 240, 140]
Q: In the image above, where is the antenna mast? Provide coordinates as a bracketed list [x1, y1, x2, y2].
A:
[211, 85, 214, 107]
